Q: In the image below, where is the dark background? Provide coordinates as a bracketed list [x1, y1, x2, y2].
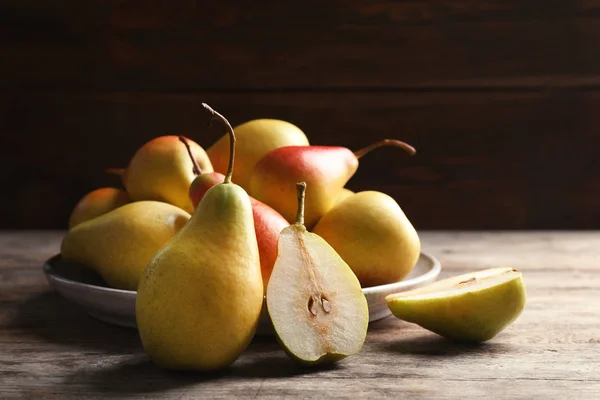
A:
[1, 1, 599, 230]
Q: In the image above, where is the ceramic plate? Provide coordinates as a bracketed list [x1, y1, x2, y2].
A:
[43, 252, 441, 334]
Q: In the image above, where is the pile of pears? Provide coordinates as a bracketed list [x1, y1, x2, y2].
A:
[61, 104, 526, 371]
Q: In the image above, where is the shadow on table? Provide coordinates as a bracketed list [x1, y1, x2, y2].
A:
[14, 292, 341, 396]
[379, 332, 511, 357]
[61, 338, 340, 397]
[11, 291, 142, 354]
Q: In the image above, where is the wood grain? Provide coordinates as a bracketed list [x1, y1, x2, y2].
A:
[1, 1, 599, 90]
[1, 91, 599, 229]
[1, 231, 599, 399]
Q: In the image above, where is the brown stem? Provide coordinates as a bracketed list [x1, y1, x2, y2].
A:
[296, 182, 306, 226]
[178, 136, 202, 176]
[202, 103, 235, 184]
[353, 139, 416, 159]
[105, 168, 125, 177]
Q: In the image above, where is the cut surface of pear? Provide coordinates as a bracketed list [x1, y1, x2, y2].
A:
[386, 267, 526, 342]
[266, 183, 368, 365]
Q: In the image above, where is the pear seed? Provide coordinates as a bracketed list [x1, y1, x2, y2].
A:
[308, 297, 318, 316]
[322, 297, 331, 313]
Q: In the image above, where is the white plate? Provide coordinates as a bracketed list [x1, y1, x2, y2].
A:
[43, 252, 441, 334]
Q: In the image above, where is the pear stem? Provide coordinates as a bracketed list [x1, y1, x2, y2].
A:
[296, 182, 307, 226]
[105, 168, 125, 177]
[178, 136, 202, 176]
[353, 139, 416, 159]
[202, 103, 235, 184]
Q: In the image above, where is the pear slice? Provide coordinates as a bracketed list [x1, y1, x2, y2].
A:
[386, 267, 526, 342]
[266, 182, 369, 365]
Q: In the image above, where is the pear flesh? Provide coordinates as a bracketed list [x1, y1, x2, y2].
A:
[267, 224, 369, 365]
[136, 183, 263, 371]
[61, 201, 190, 290]
[386, 267, 527, 342]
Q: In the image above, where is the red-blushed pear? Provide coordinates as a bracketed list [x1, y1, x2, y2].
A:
[108, 135, 213, 213]
[206, 119, 309, 190]
[68, 187, 130, 229]
[248, 140, 416, 229]
[184, 140, 288, 291]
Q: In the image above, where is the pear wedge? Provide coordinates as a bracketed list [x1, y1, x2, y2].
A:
[386, 267, 526, 342]
[266, 182, 369, 365]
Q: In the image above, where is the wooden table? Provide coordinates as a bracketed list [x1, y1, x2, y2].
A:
[1, 231, 599, 399]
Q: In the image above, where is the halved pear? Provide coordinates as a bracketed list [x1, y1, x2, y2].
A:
[386, 267, 526, 342]
[266, 183, 369, 365]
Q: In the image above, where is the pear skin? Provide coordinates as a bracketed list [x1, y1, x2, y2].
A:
[266, 183, 369, 365]
[123, 135, 213, 213]
[61, 201, 190, 290]
[68, 187, 130, 228]
[386, 268, 527, 342]
[312, 191, 420, 287]
[249, 146, 358, 229]
[136, 104, 263, 371]
[189, 171, 289, 291]
[335, 188, 354, 205]
[248, 140, 415, 230]
[207, 119, 309, 190]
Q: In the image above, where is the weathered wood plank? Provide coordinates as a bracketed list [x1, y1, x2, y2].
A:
[2, 1, 598, 90]
[0, 231, 599, 398]
[1, 90, 599, 229]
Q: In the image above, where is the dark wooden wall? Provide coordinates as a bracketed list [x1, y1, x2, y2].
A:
[2, 1, 600, 229]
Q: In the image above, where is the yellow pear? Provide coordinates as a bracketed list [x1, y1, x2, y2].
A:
[267, 183, 368, 365]
[68, 187, 130, 228]
[136, 104, 263, 371]
[117, 135, 213, 213]
[206, 119, 309, 189]
[335, 188, 354, 205]
[386, 267, 527, 342]
[61, 201, 190, 290]
[312, 191, 420, 287]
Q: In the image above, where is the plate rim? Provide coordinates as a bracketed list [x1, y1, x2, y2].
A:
[43, 251, 441, 297]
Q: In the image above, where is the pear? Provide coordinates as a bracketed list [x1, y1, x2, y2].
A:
[68, 187, 130, 228]
[312, 191, 420, 287]
[187, 169, 288, 292]
[61, 201, 190, 290]
[136, 104, 263, 371]
[249, 140, 415, 229]
[206, 119, 309, 190]
[112, 135, 213, 213]
[266, 182, 369, 365]
[335, 188, 354, 205]
[386, 267, 527, 342]
[183, 136, 289, 291]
